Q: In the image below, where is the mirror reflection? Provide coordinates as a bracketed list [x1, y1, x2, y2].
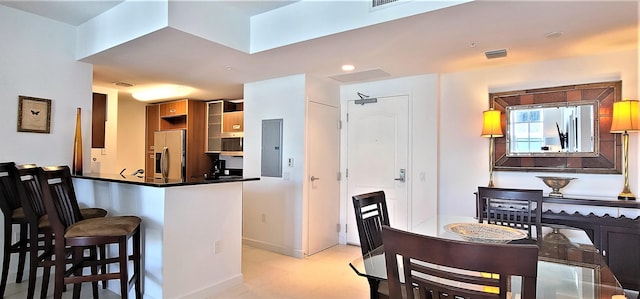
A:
[506, 101, 598, 156]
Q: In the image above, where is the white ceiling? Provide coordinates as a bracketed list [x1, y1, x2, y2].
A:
[1, 0, 637, 101]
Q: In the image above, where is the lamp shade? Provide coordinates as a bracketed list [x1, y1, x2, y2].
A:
[481, 109, 503, 137]
[611, 99, 640, 133]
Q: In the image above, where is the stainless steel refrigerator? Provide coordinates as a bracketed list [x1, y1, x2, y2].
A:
[154, 130, 186, 180]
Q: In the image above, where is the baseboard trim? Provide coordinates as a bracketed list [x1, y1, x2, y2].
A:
[179, 274, 244, 299]
[242, 238, 304, 258]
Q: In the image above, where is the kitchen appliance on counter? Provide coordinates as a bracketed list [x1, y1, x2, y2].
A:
[154, 130, 186, 180]
[220, 132, 243, 156]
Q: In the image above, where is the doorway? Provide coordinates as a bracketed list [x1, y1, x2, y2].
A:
[345, 95, 409, 245]
[307, 101, 341, 255]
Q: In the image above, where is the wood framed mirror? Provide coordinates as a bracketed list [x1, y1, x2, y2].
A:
[490, 81, 622, 174]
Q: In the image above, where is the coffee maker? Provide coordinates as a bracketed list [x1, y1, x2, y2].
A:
[210, 158, 226, 179]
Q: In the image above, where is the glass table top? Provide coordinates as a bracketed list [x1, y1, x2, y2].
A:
[349, 216, 626, 299]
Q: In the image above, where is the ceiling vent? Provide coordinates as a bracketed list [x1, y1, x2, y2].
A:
[485, 49, 508, 59]
[329, 68, 391, 83]
[372, 0, 399, 8]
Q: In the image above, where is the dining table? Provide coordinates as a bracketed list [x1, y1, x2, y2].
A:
[349, 215, 627, 299]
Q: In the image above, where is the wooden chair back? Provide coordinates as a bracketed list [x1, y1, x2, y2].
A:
[35, 166, 83, 233]
[13, 164, 47, 225]
[0, 162, 28, 297]
[0, 162, 21, 216]
[477, 187, 543, 238]
[352, 191, 390, 255]
[382, 225, 539, 299]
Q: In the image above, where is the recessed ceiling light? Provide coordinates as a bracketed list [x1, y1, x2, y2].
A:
[225, 66, 233, 71]
[545, 31, 564, 39]
[342, 64, 355, 71]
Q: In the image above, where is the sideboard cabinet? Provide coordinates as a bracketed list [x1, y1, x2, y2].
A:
[540, 197, 640, 292]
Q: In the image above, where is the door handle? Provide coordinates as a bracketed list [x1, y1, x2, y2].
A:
[310, 176, 320, 181]
[394, 169, 406, 182]
[161, 147, 169, 179]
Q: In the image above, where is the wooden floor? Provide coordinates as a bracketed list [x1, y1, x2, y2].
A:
[3, 244, 370, 299]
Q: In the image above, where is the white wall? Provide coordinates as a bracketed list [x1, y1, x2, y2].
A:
[0, 5, 93, 168]
[439, 49, 639, 217]
[339, 74, 440, 237]
[242, 74, 307, 257]
[115, 93, 146, 174]
[90, 89, 146, 175]
[0, 4, 93, 278]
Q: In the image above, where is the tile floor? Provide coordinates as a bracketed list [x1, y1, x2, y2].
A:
[3, 244, 370, 299]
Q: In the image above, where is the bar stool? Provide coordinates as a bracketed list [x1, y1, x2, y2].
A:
[12, 164, 109, 298]
[0, 162, 28, 297]
[36, 166, 141, 299]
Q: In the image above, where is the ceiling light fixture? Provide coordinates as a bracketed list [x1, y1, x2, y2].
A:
[342, 64, 355, 71]
[545, 31, 564, 39]
[113, 81, 134, 87]
[132, 85, 193, 102]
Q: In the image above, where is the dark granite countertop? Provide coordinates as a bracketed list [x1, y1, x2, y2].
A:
[73, 173, 259, 187]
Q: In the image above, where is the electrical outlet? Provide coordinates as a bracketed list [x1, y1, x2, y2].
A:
[288, 158, 293, 167]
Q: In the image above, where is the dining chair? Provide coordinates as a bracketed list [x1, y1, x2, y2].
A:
[381, 225, 539, 299]
[35, 165, 142, 299]
[477, 187, 543, 239]
[0, 162, 28, 297]
[12, 163, 110, 298]
[353, 190, 390, 299]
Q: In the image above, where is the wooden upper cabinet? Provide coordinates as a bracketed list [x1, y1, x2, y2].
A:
[159, 100, 187, 117]
[91, 93, 107, 148]
[223, 111, 244, 133]
[146, 105, 160, 151]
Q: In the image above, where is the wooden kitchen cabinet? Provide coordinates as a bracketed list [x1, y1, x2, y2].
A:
[159, 100, 187, 117]
[223, 111, 244, 133]
[145, 99, 209, 179]
[206, 101, 223, 152]
[145, 105, 160, 176]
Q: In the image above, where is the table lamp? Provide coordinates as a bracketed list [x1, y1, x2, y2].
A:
[481, 108, 503, 187]
[610, 99, 640, 200]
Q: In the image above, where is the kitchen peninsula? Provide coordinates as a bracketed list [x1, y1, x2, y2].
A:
[72, 173, 258, 299]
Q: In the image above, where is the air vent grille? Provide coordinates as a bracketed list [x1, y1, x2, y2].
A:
[485, 49, 508, 59]
[372, 0, 399, 8]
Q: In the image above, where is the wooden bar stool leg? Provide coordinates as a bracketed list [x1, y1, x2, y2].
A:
[26, 231, 39, 299]
[99, 244, 107, 289]
[119, 238, 129, 299]
[40, 234, 53, 299]
[89, 247, 99, 298]
[133, 230, 142, 298]
[71, 247, 83, 299]
[0, 219, 12, 296]
[16, 222, 28, 283]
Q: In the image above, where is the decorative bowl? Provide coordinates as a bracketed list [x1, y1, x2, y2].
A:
[444, 223, 527, 244]
[536, 176, 577, 197]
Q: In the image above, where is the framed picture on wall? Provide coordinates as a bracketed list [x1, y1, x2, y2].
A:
[17, 96, 51, 133]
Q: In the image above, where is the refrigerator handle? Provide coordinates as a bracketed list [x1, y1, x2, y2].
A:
[161, 146, 169, 179]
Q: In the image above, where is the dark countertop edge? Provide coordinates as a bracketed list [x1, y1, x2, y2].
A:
[72, 174, 259, 188]
[543, 196, 640, 208]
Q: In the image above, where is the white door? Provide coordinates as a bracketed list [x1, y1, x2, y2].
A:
[308, 101, 341, 255]
[346, 95, 409, 245]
